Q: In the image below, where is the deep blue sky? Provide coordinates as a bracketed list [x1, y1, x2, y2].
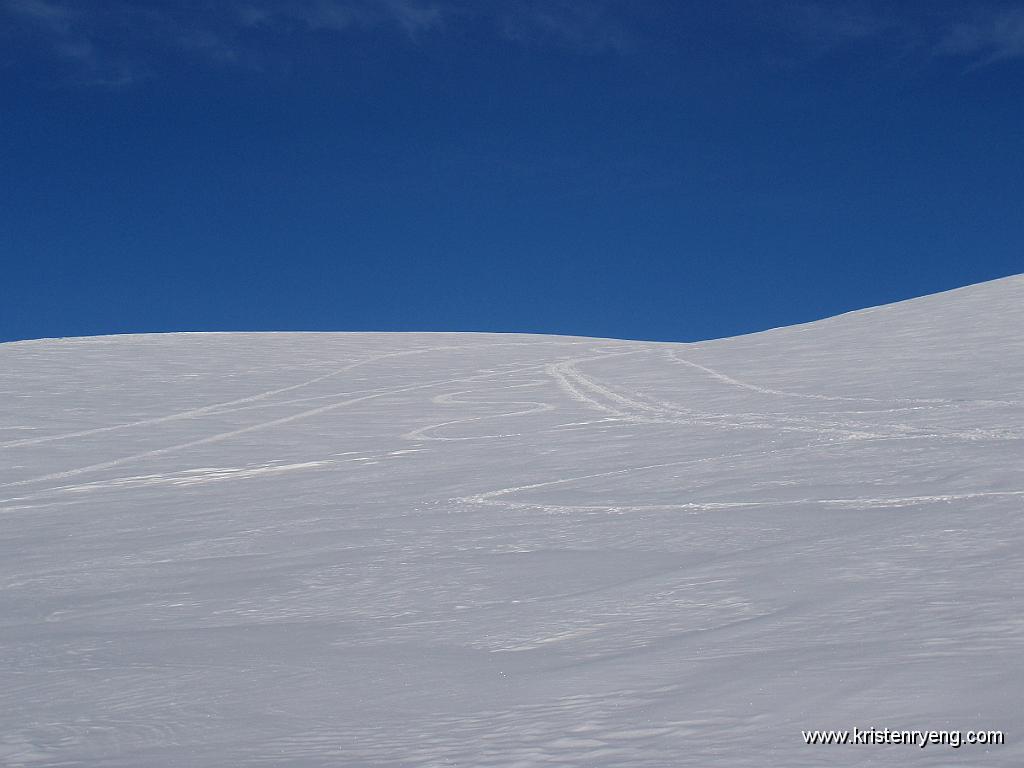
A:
[2, 1, 1022, 343]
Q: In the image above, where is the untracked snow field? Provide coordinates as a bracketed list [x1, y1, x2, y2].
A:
[1, 276, 1022, 766]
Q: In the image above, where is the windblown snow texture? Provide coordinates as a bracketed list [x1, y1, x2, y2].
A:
[2, 276, 1022, 766]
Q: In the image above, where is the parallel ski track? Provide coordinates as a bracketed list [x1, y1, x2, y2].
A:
[0, 343, 604, 494]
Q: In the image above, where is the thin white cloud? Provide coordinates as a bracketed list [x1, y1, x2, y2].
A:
[381, 0, 445, 36]
[3, 1, 254, 84]
[9, 0, 1023, 88]
[493, 0, 632, 53]
[788, 1, 895, 44]
[237, 0, 444, 36]
[175, 27, 243, 65]
[2, 0, 621, 86]
[5, 0, 72, 28]
[2, 0, 133, 84]
[938, 8, 1024, 64]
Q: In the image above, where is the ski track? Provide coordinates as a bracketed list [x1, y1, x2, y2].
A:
[549, 354, 889, 439]
[0, 366, 537, 492]
[550, 352, 1021, 444]
[666, 349, 1023, 408]
[402, 382, 554, 442]
[5, 343, 1017, 508]
[449, 350, 1023, 517]
[0, 348, 612, 494]
[0, 346, 458, 450]
[0, 340, 591, 450]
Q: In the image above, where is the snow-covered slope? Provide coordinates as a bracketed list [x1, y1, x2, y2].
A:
[2, 276, 1022, 767]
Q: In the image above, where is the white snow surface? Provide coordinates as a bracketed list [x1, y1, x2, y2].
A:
[1, 275, 1022, 766]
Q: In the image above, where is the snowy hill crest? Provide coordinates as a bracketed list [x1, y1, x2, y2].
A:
[1, 276, 1022, 766]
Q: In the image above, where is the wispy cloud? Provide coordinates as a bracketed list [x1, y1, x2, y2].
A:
[2, 0, 449, 86]
[785, 1, 896, 46]
[6, 0, 87, 60]
[6, 0, 72, 30]
[1, 0, 630, 88]
[239, 0, 444, 36]
[3, 0, 144, 85]
[937, 7, 1024, 65]
[739, 1, 1024, 70]
[2, 0, 634, 87]
[490, 0, 632, 53]
[234, 0, 628, 50]
[378, 0, 445, 36]
[7, 0, 1024, 88]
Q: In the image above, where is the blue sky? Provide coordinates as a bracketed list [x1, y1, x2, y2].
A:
[2, 1, 1022, 343]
